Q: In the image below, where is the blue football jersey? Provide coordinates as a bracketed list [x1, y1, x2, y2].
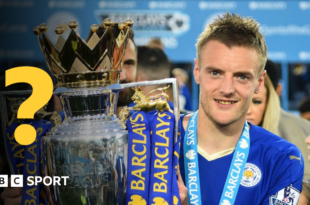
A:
[179, 115, 304, 205]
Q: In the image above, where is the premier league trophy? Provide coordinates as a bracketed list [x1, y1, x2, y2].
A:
[0, 18, 179, 205]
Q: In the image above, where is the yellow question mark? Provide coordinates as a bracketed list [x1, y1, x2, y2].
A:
[5, 66, 53, 145]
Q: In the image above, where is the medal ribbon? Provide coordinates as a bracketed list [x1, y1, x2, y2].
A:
[183, 111, 250, 205]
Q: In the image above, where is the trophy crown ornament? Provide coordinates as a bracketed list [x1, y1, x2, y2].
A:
[34, 19, 133, 88]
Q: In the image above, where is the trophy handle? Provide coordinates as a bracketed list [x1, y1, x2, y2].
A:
[119, 78, 179, 144]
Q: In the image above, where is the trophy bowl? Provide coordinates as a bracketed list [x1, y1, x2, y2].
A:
[41, 129, 128, 205]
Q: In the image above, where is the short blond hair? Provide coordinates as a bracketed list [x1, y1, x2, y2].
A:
[196, 12, 267, 76]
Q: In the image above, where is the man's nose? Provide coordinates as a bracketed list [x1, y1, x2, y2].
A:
[219, 76, 235, 96]
[247, 106, 252, 116]
[119, 70, 127, 81]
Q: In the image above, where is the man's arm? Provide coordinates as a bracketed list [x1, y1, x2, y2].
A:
[177, 166, 189, 205]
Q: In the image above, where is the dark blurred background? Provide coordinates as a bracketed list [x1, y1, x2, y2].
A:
[1, 0, 310, 112]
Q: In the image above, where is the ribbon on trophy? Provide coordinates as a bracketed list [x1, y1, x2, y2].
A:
[149, 111, 175, 205]
[126, 111, 151, 204]
[126, 110, 178, 205]
[6, 119, 54, 205]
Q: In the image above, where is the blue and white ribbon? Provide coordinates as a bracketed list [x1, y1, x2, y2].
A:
[183, 111, 250, 205]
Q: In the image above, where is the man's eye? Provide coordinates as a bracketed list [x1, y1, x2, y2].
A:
[124, 60, 135, 66]
[253, 100, 262, 104]
[210, 71, 219, 76]
[239, 75, 249, 80]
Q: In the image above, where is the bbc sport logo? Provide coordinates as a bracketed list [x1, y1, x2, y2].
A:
[0, 175, 69, 187]
[0, 175, 8, 187]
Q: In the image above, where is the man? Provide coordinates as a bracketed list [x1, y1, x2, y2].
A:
[130, 46, 174, 111]
[265, 59, 310, 180]
[117, 33, 138, 109]
[298, 97, 310, 121]
[136, 46, 170, 96]
[177, 13, 303, 205]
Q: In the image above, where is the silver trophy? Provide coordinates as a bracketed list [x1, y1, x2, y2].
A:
[35, 19, 132, 205]
[0, 19, 179, 205]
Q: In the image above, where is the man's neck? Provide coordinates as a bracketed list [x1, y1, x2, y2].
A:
[196, 109, 246, 155]
[142, 85, 159, 96]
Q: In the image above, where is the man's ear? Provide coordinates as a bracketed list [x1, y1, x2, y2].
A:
[254, 70, 266, 94]
[276, 84, 282, 97]
[193, 58, 200, 85]
[137, 75, 142, 82]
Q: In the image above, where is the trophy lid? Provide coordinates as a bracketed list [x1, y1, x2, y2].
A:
[34, 19, 133, 89]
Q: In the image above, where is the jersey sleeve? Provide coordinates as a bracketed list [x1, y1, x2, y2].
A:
[261, 145, 304, 205]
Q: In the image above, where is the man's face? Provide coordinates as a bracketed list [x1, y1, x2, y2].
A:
[118, 39, 137, 106]
[120, 39, 137, 83]
[193, 40, 265, 126]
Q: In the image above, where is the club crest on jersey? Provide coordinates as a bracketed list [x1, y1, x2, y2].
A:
[240, 163, 261, 187]
[269, 184, 300, 205]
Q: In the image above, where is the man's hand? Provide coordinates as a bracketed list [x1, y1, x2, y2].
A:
[0, 178, 22, 205]
[177, 167, 189, 205]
